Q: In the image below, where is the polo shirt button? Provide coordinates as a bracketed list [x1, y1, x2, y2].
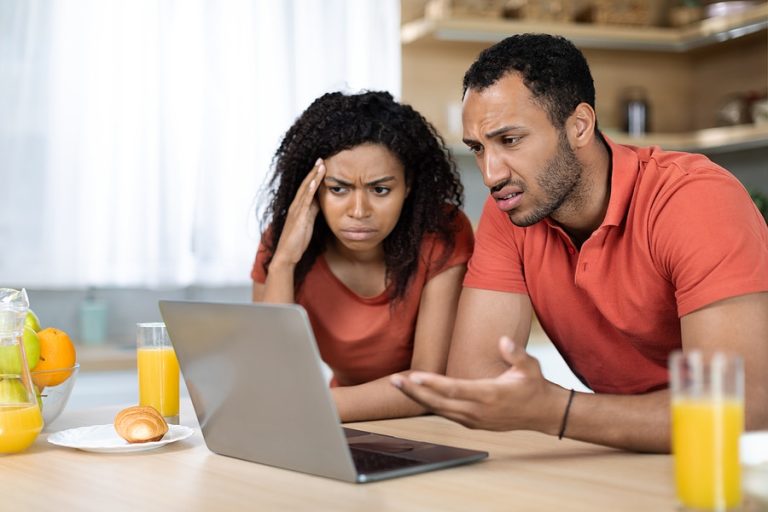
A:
[568, 247, 576, 255]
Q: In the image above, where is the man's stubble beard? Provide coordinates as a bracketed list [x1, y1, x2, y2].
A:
[510, 133, 586, 227]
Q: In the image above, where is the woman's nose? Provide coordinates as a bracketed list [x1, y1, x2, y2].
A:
[348, 190, 371, 218]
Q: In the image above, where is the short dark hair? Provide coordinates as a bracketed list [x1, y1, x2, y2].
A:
[261, 91, 464, 301]
[463, 34, 597, 130]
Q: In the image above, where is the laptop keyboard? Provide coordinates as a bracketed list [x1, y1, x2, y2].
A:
[350, 447, 422, 474]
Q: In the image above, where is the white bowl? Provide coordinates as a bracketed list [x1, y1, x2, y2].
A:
[741, 431, 768, 507]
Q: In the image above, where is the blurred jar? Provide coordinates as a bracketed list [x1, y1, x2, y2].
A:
[621, 87, 650, 137]
[752, 98, 768, 125]
[79, 291, 107, 345]
[716, 93, 750, 126]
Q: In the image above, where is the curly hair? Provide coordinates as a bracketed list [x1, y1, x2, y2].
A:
[260, 91, 464, 302]
[463, 34, 599, 132]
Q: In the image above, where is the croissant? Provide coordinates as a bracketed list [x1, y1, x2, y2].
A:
[114, 405, 169, 443]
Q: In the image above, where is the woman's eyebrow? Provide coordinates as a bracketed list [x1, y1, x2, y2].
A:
[323, 176, 397, 186]
[366, 176, 396, 186]
[323, 176, 352, 186]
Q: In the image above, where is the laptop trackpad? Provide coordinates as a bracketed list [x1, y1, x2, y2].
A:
[345, 429, 435, 454]
[351, 441, 416, 454]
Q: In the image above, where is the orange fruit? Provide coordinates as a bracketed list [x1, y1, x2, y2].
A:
[32, 328, 77, 387]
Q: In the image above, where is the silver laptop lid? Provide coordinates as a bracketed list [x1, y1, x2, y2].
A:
[159, 300, 358, 482]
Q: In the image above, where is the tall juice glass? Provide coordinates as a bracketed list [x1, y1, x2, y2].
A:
[137, 322, 179, 424]
[670, 350, 744, 511]
[0, 288, 43, 454]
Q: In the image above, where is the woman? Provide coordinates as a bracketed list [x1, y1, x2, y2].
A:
[252, 91, 473, 422]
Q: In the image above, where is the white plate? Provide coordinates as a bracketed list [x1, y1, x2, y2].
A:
[48, 424, 194, 453]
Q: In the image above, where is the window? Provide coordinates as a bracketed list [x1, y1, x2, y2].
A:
[0, 0, 400, 287]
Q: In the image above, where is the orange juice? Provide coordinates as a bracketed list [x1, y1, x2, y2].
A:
[137, 347, 179, 418]
[672, 398, 743, 510]
[0, 404, 43, 454]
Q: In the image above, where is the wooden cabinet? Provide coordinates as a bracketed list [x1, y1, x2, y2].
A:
[401, 2, 768, 155]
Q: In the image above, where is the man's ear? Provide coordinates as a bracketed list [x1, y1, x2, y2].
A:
[567, 102, 596, 149]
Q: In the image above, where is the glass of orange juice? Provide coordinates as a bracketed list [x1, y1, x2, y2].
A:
[670, 350, 744, 511]
[0, 288, 44, 454]
[137, 322, 179, 424]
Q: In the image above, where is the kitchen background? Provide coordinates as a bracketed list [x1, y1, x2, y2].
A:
[2, 1, 766, 389]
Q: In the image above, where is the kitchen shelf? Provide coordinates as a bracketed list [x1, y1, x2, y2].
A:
[447, 123, 768, 156]
[608, 123, 768, 153]
[402, 3, 768, 52]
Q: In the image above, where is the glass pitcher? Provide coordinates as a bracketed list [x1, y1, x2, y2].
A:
[0, 288, 43, 453]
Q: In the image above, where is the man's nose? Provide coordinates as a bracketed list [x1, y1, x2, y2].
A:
[480, 149, 507, 189]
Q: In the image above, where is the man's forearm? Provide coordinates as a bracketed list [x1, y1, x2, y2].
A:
[562, 389, 670, 453]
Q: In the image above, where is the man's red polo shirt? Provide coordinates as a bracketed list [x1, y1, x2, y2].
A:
[464, 137, 768, 393]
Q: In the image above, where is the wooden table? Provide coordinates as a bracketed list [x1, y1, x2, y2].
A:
[1, 397, 678, 511]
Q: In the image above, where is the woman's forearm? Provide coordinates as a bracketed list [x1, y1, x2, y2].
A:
[261, 260, 298, 304]
[332, 371, 427, 423]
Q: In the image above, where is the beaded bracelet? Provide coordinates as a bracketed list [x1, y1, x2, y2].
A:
[558, 389, 576, 440]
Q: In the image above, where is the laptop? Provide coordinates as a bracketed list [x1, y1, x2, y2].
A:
[158, 300, 488, 483]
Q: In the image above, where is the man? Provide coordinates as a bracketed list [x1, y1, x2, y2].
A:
[391, 34, 768, 453]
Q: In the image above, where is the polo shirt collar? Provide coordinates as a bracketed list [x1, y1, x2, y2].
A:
[543, 134, 639, 232]
[598, 135, 638, 228]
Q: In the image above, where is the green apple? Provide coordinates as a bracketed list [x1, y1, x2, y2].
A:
[0, 378, 28, 403]
[22, 326, 41, 369]
[0, 327, 41, 374]
[0, 345, 25, 375]
[25, 310, 41, 332]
